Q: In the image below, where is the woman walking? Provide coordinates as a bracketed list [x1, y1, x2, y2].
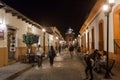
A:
[48, 46, 56, 66]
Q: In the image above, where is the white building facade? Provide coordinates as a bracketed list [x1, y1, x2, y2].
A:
[0, 3, 62, 67]
[80, 0, 120, 68]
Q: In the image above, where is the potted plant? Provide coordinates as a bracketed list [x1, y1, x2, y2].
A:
[23, 33, 39, 54]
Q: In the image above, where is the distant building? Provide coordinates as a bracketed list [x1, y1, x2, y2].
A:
[65, 27, 75, 46]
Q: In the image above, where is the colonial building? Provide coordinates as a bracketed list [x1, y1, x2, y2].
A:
[79, 0, 120, 69]
[0, 2, 63, 67]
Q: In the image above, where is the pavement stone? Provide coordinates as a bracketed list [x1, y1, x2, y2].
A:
[0, 62, 33, 80]
[0, 50, 120, 80]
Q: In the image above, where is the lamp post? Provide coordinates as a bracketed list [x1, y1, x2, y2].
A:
[42, 28, 46, 54]
[103, 0, 114, 78]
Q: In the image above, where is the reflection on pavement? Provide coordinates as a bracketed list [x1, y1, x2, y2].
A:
[54, 56, 63, 61]
[54, 63, 63, 68]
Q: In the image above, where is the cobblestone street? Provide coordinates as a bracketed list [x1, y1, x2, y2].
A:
[0, 50, 119, 80]
[13, 51, 87, 80]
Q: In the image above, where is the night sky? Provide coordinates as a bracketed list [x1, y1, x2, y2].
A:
[2, 0, 97, 38]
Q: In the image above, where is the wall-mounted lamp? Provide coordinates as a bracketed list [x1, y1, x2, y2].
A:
[56, 37, 58, 40]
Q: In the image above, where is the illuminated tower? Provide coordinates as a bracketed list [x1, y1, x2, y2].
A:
[65, 27, 75, 45]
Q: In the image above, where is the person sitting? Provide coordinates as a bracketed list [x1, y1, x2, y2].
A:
[94, 50, 107, 72]
[84, 54, 94, 80]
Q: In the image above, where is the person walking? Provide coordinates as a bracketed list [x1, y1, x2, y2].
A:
[58, 44, 61, 54]
[69, 44, 74, 58]
[84, 54, 94, 80]
[36, 45, 44, 68]
[48, 46, 56, 66]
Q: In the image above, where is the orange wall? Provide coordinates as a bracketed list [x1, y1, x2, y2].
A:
[109, 52, 120, 69]
[0, 47, 8, 67]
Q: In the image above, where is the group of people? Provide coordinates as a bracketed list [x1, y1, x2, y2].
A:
[36, 45, 56, 68]
[84, 49, 107, 80]
[68, 44, 81, 58]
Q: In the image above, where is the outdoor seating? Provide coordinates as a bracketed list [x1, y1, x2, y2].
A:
[94, 59, 115, 75]
[21, 53, 35, 63]
[100, 59, 115, 75]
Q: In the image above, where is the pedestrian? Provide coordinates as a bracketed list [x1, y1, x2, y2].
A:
[58, 44, 61, 54]
[84, 54, 94, 80]
[77, 46, 81, 55]
[69, 44, 74, 58]
[48, 46, 56, 66]
[36, 45, 44, 68]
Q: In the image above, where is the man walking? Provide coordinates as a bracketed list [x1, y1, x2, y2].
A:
[69, 44, 74, 58]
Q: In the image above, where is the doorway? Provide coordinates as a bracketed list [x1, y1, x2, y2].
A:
[99, 20, 104, 51]
[7, 27, 16, 62]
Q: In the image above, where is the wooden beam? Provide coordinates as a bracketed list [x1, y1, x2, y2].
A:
[5, 8, 11, 13]
[12, 12, 18, 16]
[17, 15, 22, 19]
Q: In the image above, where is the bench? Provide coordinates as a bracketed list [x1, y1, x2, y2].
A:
[100, 59, 115, 75]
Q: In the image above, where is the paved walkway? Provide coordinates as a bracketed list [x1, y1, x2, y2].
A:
[0, 62, 33, 80]
[0, 50, 120, 80]
[13, 53, 86, 80]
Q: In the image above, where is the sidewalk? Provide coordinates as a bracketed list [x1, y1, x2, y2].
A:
[0, 62, 33, 80]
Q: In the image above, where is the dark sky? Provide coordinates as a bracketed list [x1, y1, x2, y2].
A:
[2, 0, 97, 38]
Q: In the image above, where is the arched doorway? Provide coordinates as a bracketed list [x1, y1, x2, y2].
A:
[98, 19, 104, 51]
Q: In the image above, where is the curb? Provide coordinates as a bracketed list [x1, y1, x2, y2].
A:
[4, 64, 34, 80]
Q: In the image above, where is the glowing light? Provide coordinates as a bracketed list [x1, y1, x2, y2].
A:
[56, 37, 58, 39]
[103, 4, 109, 12]
[108, 0, 114, 4]
[42, 28, 46, 32]
[0, 24, 6, 30]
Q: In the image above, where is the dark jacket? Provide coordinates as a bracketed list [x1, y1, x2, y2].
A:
[48, 49, 56, 58]
[84, 54, 93, 67]
[69, 45, 74, 51]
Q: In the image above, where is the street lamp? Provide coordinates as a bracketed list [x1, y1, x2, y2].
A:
[103, 0, 114, 79]
[42, 28, 46, 53]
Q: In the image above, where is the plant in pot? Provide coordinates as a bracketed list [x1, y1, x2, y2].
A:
[22, 33, 39, 54]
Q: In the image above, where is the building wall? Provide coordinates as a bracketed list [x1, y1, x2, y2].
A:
[80, 0, 120, 68]
[0, 8, 54, 67]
